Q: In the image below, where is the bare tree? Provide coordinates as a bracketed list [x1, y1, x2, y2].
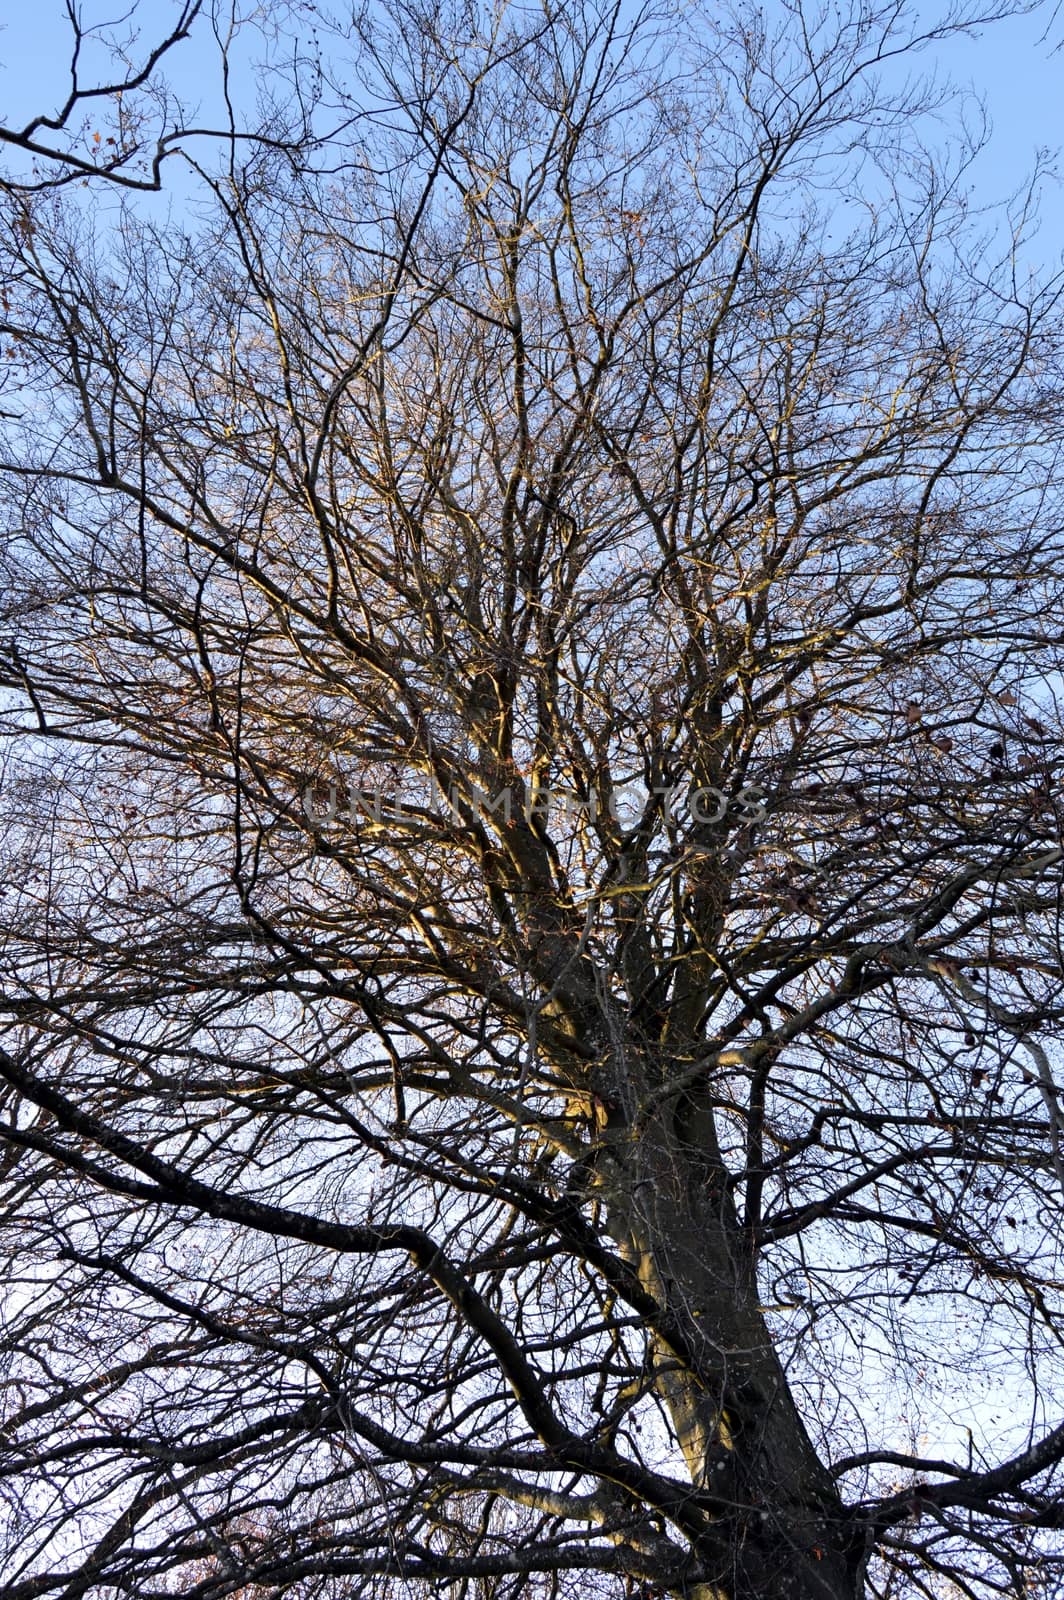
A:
[0, 0, 311, 193]
[1, 2, 1063, 1597]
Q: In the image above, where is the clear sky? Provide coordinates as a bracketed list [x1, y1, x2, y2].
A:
[940, 5, 1063, 274]
[1, 0, 1060, 269]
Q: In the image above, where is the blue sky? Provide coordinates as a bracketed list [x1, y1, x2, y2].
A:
[941, 6, 1063, 271]
[0, 0, 1060, 261]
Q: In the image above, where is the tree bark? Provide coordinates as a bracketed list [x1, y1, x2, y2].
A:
[600, 1071, 860, 1600]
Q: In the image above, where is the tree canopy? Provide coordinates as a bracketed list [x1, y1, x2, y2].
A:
[1, 3, 1064, 1597]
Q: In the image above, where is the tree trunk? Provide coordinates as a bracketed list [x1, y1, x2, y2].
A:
[601, 1069, 861, 1600]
